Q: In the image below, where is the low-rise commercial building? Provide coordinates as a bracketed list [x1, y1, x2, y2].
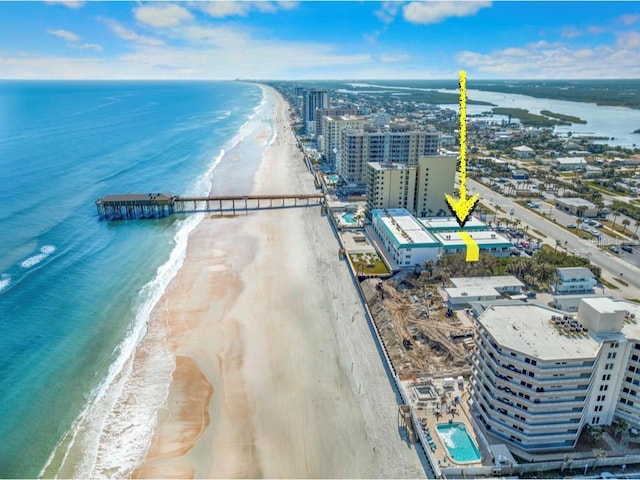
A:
[555, 197, 598, 217]
[450, 275, 524, 295]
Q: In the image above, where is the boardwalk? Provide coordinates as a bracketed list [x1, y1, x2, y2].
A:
[95, 193, 325, 220]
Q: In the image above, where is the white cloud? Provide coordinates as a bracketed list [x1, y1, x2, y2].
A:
[190, 1, 299, 18]
[192, 1, 249, 17]
[378, 53, 410, 63]
[587, 25, 608, 35]
[560, 26, 582, 39]
[403, 1, 491, 25]
[180, 25, 249, 48]
[375, 2, 402, 24]
[133, 4, 194, 28]
[101, 19, 165, 47]
[80, 43, 103, 52]
[617, 31, 640, 49]
[619, 13, 640, 26]
[44, 1, 85, 9]
[456, 42, 640, 78]
[47, 29, 81, 42]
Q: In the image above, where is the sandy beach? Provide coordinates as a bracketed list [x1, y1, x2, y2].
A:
[133, 86, 427, 479]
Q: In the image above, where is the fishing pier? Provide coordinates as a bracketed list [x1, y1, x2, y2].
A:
[95, 192, 326, 220]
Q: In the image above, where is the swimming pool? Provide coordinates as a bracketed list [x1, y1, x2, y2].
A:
[326, 174, 340, 183]
[342, 212, 358, 224]
[436, 422, 482, 463]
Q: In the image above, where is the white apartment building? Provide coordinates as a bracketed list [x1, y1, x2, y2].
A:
[370, 208, 440, 268]
[553, 267, 597, 294]
[323, 115, 370, 167]
[471, 298, 640, 455]
[314, 107, 358, 137]
[366, 162, 417, 212]
[365, 156, 456, 217]
[339, 124, 440, 184]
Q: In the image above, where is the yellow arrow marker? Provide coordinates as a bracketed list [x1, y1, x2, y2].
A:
[459, 232, 479, 262]
[444, 70, 480, 229]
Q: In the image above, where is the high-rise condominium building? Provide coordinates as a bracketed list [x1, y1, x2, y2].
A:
[365, 156, 456, 217]
[314, 107, 358, 137]
[303, 89, 329, 135]
[322, 115, 370, 167]
[338, 124, 440, 184]
[471, 297, 640, 454]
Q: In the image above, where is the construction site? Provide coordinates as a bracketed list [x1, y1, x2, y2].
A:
[360, 276, 474, 379]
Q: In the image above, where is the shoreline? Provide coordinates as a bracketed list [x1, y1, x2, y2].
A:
[132, 85, 426, 478]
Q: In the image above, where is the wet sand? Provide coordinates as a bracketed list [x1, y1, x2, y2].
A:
[133, 86, 426, 479]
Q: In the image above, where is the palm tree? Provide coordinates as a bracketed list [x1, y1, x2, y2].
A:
[634, 220, 640, 237]
[577, 218, 583, 229]
[612, 212, 621, 229]
[622, 219, 631, 234]
[555, 239, 561, 252]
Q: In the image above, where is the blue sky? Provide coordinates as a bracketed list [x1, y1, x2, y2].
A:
[2, 1, 640, 79]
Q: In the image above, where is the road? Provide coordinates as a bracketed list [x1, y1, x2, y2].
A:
[469, 178, 640, 299]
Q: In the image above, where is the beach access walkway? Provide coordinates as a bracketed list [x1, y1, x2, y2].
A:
[95, 192, 325, 220]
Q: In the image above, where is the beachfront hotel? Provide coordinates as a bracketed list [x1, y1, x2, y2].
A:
[370, 208, 440, 268]
[471, 297, 640, 454]
[369, 208, 513, 269]
[365, 156, 457, 217]
[303, 89, 329, 135]
[338, 123, 440, 184]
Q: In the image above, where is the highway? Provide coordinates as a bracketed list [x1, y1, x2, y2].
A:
[469, 178, 640, 299]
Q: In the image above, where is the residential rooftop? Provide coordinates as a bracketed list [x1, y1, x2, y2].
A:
[371, 209, 439, 247]
[478, 304, 601, 361]
[433, 230, 512, 248]
[557, 266, 595, 278]
[451, 275, 524, 289]
[419, 216, 486, 231]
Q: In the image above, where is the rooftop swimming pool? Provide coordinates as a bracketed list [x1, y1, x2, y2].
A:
[341, 212, 358, 224]
[326, 174, 340, 183]
[436, 422, 482, 464]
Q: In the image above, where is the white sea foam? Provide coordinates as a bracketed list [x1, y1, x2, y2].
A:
[40, 212, 200, 479]
[0, 275, 10, 294]
[20, 245, 56, 269]
[39, 85, 273, 479]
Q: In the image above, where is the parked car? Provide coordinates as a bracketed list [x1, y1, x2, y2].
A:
[622, 245, 633, 253]
[609, 246, 620, 254]
[567, 223, 577, 229]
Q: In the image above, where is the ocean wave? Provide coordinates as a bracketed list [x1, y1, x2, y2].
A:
[20, 245, 56, 269]
[39, 85, 266, 479]
[0, 275, 10, 294]
[39, 212, 201, 479]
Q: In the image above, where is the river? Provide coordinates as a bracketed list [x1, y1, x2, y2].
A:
[437, 88, 640, 148]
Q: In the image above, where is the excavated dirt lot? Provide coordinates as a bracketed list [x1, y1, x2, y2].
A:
[361, 277, 473, 379]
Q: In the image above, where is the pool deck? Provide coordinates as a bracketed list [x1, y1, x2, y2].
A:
[403, 378, 486, 470]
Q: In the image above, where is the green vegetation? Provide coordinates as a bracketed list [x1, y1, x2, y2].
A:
[626, 298, 640, 303]
[426, 249, 599, 292]
[540, 110, 587, 124]
[492, 107, 564, 127]
[612, 200, 640, 222]
[600, 278, 619, 290]
[614, 277, 629, 287]
[349, 253, 390, 276]
[532, 229, 547, 238]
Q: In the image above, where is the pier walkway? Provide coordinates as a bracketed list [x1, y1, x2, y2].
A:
[95, 192, 325, 220]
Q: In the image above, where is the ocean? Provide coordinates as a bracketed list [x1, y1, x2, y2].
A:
[0, 80, 266, 477]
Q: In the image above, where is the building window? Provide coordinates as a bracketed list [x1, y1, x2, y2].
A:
[607, 352, 617, 359]
[602, 374, 611, 381]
